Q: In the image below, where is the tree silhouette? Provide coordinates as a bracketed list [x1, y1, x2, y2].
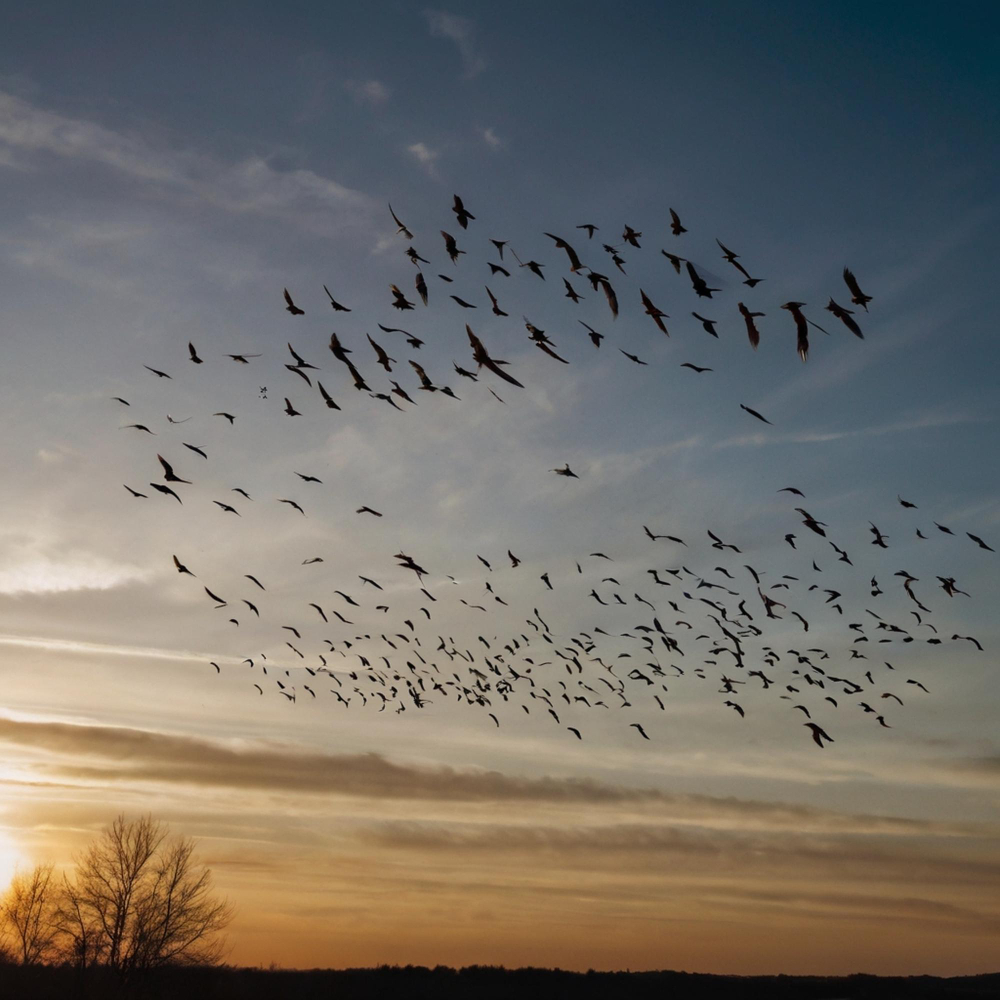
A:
[0, 863, 59, 965]
[56, 814, 233, 979]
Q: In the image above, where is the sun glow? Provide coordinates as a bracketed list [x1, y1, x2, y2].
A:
[0, 828, 26, 889]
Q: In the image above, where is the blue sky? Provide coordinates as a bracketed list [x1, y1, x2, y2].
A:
[0, 1, 998, 975]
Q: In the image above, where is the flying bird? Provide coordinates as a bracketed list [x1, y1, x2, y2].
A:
[452, 194, 475, 229]
[323, 285, 351, 311]
[740, 403, 772, 425]
[843, 267, 873, 310]
[283, 288, 304, 315]
[388, 203, 413, 239]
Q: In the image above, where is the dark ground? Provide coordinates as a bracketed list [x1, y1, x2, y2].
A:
[1, 964, 999, 1000]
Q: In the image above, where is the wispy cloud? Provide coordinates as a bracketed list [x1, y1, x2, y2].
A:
[0, 553, 147, 595]
[345, 79, 391, 106]
[2, 716, 997, 842]
[424, 10, 487, 78]
[714, 407, 988, 450]
[0, 91, 373, 231]
[0, 634, 230, 664]
[406, 141, 440, 177]
[481, 127, 503, 150]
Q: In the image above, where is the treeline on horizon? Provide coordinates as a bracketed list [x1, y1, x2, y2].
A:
[2, 962, 999, 1000]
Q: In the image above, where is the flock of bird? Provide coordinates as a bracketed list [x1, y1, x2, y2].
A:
[112, 197, 992, 750]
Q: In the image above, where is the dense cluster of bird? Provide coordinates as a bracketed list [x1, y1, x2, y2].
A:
[112, 197, 991, 750]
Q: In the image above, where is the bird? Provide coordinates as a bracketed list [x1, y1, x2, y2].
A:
[288, 344, 318, 372]
[143, 365, 171, 379]
[795, 509, 827, 537]
[357, 506, 383, 517]
[716, 239, 763, 286]
[630, 722, 651, 740]
[452, 194, 475, 229]
[805, 722, 834, 748]
[843, 268, 873, 310]
[826, 298, 863, 338]
[740, 403, 772, 425]
[545, 232, 585, 272]
[390, 284, 415, 310]
[388, 203, 413, 239]
[680, 363, 712, 373]
[323, 285, 351, 311]
[620, 350, 647, 366]
[172, 555, 195, 576]
[967, 532, 994, 552]
[466, 326, 524, 387]
[484, 286, 508, 317]
[283, 289, 304, 315]
[187, 342, 203, 364]
[226, 353, 261, 363]
[123, 485, 147, 498]
[318, 382, 341, 410]
[149, 483, 182, 503]
[576, 321, 603, 349]
[686, 261, 719, 298]
[204, 587, 227, 607]
[283, 398, 301, 416]
[157, 455, 191, 484]
[441, 231, 465, 264]
[738, 303, 765, 350]
[668, 208, 687, 235]
[640, 289, 669, 334]
[781, 301, 813, 362]
[692, 313, 718, 337]
[552, 464, 579, 478]
[367, 334, 397, 372]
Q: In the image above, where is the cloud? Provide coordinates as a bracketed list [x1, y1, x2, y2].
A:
[0, 553, 147, 595]
[2, 717, 998, 843]
[407, 142, 438, 166]
[0, 633, 230, 665]
[406, 141, 440, 178]
[714, 407, 987, 451]
[481, 127, 503, 150]
[345, 79, 391, 106]
[0, 91, 372, 232]
[933, 755, 1000, 787]
[424, 10, 487, 78]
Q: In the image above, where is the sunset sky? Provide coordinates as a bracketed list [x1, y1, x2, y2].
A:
[1, 1, 999, 976]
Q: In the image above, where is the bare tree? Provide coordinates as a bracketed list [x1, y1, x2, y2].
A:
[0, 863, 59, 965]
[63, 814, 233, 979]
[53, 872, 105, 970]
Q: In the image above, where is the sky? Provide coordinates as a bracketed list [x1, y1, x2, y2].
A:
[1, 0, 999, 976]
